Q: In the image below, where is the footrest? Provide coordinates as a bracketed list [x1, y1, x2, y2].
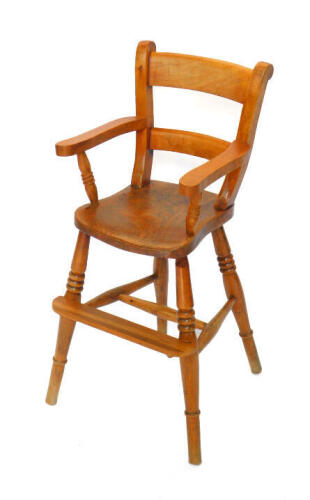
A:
[53, 296, 194, 358]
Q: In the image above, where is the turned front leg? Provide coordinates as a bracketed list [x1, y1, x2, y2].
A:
[212, 226, 261, 374]
[46, 231, 90, 405]
[176, 257, 201, 465]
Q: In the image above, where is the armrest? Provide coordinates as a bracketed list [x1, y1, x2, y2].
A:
[55, 116, 146, 156]
[179, 140, 251, 197]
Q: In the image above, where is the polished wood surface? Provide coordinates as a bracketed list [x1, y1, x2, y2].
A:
[53, 296, 193, 358]
[56, 116, 146, 156]
[118, 293, 207, 330]
[149, 52, 252, 103]
[74, 181, 233, 258]
[176, 257, 201, 465]
[46, 40, 273, 465]
[212, 227, 262, 373]
[150, 128, 230, 159]
[46, 231, 90, 405]
[77, 152, 98, 206]
[216, 61, 273, 210]
[131, 41, 156, 187]
[153, 257, 168, 333]
[179, 140, 250, 196]
[197, 298, 236, 352]
[86, 274, 156, 308]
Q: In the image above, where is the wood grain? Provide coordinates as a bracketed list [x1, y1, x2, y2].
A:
[56, 116, 146, 156]
[74, 181, 233, 258]
[176, 257, 201, 465]
[150, 128, 230, 159]
[48, 41, 273, 465]
[86, 274, 156, 308]
[53, 296, 194, 358]
[216, 61, 273, 209]
[197, 298, 236, 352]
[149, 52, 252, 103]
[131, 41, 156, 187]
[77, 152, 98, 205]
[212, 227, 262, 373]
[179, 140, 250, 196]
[46, 231, 90, 405]
[153, 257, 168, 333]
[118, 293, 206, 330]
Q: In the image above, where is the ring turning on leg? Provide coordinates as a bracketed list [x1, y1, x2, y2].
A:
[46, 231, 90, 405]
[212, 227, 262, 374]
[176, 257, 201, 465]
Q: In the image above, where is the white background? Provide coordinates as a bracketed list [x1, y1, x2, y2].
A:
[1, 1, 309, 499]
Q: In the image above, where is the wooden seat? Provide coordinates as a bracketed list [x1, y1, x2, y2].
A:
[75, 181, 233, 258]
[46, 40, 273, 466]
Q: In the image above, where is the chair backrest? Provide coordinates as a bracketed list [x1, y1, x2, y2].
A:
[131, 41, 273, 209]
[149, 52, 251, 103]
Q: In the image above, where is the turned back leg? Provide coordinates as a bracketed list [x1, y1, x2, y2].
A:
[46, 231, 90, 405]
[153, 258, 168, 333]
[176, 257, 201, 465]
[212, 226, 261, 374]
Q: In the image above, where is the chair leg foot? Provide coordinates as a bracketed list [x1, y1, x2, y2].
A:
[153, 257, 168, 333]
[46, 318, 76, 405]
[212, 227, 262, 374]
[180, 353, 202, 465]
[46, 231, 90, 405]
[176, 257, 202, 465]
[240, 331, 262, 374]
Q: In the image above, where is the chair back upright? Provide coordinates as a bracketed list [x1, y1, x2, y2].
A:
[131, 41, 273, 210]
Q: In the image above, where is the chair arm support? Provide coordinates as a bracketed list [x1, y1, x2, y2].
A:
[179, 140, 251, 197]
[55, 116, 146, 156]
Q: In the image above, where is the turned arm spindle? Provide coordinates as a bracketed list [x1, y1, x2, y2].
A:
[77, 152, 98, 206]
[186, 192, 203, 235]
[180, 141, 251, 235]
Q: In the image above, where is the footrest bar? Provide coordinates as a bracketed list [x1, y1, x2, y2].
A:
[53, 296, 194, 358]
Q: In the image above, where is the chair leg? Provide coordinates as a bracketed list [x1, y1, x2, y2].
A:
[46, 231, 90, 405]
[176, 257, 201, 465]
[212, 226, 262, 374]
[153, 257, 168, 333]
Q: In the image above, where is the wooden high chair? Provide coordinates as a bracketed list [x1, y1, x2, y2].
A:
[46, 41, 273, 465]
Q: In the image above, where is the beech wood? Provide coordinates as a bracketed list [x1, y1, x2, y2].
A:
[75, 181, 233, 258]
[86, 274, 156, 308]
[179, 140, 251, 196]
[150, 128, 230, 159]
[77, 152, 98, 206]
[118, 293, 206, 330]
[46, 231, 90, 405]
[47, 41, 273, 465]
[180, 141, 250, 234]
[56, 116, 146, 156]
[149, 52, 252, 103]
[197, 298, 236, 352]
[131, 41, 156, 187]
[53, 296, 193, 358]
[153, 258, 168, 333]
[212, 227, 262, 373]
[186, 191, 203, 236]
[176, 257, 201, 465]
[216, 62, 273, 209]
